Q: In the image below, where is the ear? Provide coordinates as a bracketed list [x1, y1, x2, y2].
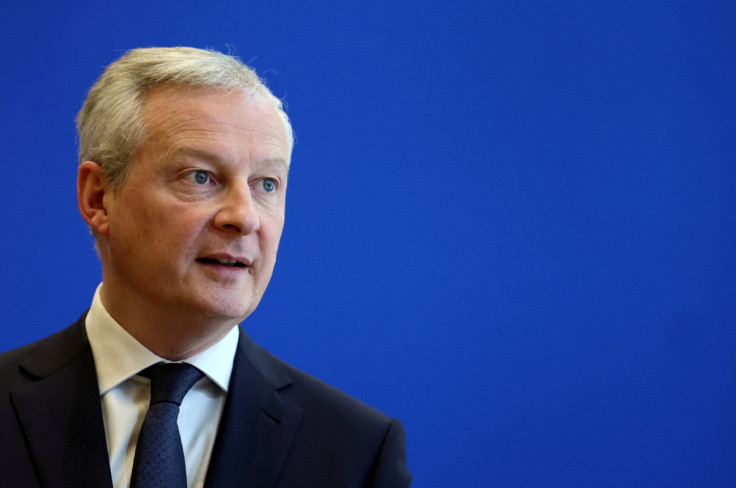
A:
[77, 161, 111, 235]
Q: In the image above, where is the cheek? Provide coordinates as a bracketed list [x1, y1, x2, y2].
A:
[261, 219, 285, 254]
[114, 204, 208, 262]
[255, 216, 284, 270]
[151, 200, 211, 240]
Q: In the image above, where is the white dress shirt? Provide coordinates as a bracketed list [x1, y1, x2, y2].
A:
[85, 284, 239, 488]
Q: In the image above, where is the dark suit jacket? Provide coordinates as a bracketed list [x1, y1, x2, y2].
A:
[0, 314, 411, 487]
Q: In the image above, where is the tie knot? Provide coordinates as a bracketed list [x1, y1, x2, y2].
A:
[141, 363, 204, 406]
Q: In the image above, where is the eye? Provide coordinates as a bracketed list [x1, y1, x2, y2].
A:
[183, 169, 211, 185]
[193, 170, 210, 185]
[261, 178, 277, 192]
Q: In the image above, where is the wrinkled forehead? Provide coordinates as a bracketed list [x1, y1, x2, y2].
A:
[133, 86, 290, 173]
[141, 83, 293, 164]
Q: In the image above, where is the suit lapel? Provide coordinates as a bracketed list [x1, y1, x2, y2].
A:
[204, 329, 303, 488]
[10, 317, 112, 488]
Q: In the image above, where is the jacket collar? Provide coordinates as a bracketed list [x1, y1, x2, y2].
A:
[10, 314, 113, 488]
[11, 317, 301, 488]
[204, 327, 303, 488]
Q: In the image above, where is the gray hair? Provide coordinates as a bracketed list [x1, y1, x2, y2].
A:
[77, 47, 293, 189]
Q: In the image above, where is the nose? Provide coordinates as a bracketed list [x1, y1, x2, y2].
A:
[213, 181, 260, 235]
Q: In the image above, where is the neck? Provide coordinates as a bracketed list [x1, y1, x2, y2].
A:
[99, 284, 238, 361]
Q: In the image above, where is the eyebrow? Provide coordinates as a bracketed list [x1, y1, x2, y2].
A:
[171, 147, 289, 171]
[258, 157, 290, 173]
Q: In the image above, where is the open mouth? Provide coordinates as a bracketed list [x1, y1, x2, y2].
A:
[196, 258, 248, 268]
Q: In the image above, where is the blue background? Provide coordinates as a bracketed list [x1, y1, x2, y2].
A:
[1, 1, 735, 486]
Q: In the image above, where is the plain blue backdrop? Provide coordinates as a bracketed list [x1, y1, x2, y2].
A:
[1, 1, 735, 486]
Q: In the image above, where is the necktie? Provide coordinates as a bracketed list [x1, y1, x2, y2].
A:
[130, 363, 204, 488]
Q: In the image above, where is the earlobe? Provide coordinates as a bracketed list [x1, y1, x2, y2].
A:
[77, 161, 111, 235]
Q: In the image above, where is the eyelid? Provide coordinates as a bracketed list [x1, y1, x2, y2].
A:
[257, 176, 280, 192]
[182, 168, 216, 184]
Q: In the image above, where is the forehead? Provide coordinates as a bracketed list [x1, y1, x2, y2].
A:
[139, 85, 290, 165]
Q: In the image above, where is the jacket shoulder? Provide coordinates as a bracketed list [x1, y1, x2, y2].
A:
[0, 313, 88, 391]
[242, 334, 391, 425]
[240, 335, 411, 486]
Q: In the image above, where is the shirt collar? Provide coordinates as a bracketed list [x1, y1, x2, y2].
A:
[85, 283, 239, 396]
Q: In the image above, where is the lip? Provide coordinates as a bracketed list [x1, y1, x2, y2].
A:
[196, 253, 253, 268]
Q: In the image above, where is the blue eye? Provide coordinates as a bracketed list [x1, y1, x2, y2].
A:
[193, 170, 209, 185]
[262, 178, 276, 192]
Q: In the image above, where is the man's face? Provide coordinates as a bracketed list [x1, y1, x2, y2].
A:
[99, 85, 290, 329]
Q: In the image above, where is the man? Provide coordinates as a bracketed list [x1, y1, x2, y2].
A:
[0, 47, 411, 488]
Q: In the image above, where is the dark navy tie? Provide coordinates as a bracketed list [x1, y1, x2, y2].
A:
[130, 363, 204, 488]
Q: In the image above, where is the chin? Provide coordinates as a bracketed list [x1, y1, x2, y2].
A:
[187, 283, 263, 321]
[195, 298, 257, 323]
